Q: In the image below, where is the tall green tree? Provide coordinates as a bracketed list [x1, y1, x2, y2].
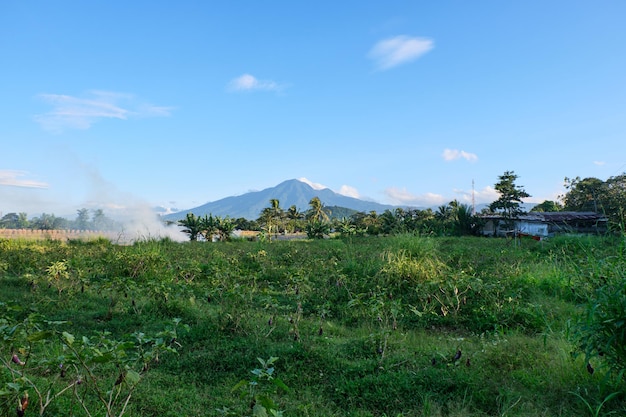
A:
[178, 213, 203, 241]
[306, 197, 330, 223]
[489, 171, 531, 230]
[562, 174, 626, 230]
[76, 208, 91, 230]
[286, 205, 303, 233]
[258, 199, 284, 240]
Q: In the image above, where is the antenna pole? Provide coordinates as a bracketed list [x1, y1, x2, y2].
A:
[472, 179, 476, 215]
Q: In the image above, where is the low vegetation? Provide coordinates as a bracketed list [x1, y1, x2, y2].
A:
[1, 234, 625, 416]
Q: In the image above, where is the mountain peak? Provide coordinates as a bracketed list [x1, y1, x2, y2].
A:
[296, 177, 328, 191]
[164, 179, 399, 220]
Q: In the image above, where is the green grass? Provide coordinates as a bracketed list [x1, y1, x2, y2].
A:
[1, 235, 625, 416]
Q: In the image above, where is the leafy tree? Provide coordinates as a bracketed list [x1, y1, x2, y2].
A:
[233, 217, 258, 231]
[31, 213, 66, 230]
[605, 174, 626, 229]
[562, 174, 626, 230]
[379, 209, 406, 235]
[530, 200, 563, 212]
[489, 171, 531, 230]
[562, 176, 606, 212]
[76, 208, 91, 230]
[0, 212, 29, 229]
[178, 213, 203, 241]
[92, 209, 108, 230]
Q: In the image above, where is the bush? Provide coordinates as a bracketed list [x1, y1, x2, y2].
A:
[575, 275, 626, 380]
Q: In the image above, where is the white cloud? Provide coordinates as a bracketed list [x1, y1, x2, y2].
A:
[227, 74, 284, 92]
[368, 36, 433, 71]
[384, 187, 446, 207]
[298, 178, 360, 198]
[35, 90, 172, 132]
[0, 170, 48, 189]
[338, 185, 360, 198]
[442, 148, 478, 162]
[593, 160, 606, 166]
[298, 177, 327, 190]
[452, 186, 500, 205]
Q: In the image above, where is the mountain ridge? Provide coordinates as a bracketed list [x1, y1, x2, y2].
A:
[163, 179, 403, 221]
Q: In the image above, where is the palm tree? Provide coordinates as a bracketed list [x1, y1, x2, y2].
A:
[286, 205, 303, 233]
[215, 216, 235, 242]
[307, 197, 329, 223]
[363, 211, 380, 235]
[200, 214, 217, 241]
[452, 203, 476, 236]
[258, 199, 284, 240]
[178, 213, 203, 241]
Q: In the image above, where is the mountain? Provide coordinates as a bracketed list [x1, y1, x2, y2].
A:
[163, 179, 400, 221]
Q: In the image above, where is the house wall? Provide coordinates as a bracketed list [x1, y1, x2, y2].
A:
[518, 221, 549, 237]
[481, 216, 608, 237]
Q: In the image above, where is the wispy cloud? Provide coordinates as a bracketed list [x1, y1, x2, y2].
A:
[227, 74, 285, 92]
[453, 186, 500, 205]
[385, 184, 500, 208]
[593, 160, 606, 166]
[0, 170, 48, 189]
[34, 90, 173, 132]
[442, 148, 478, 162]
[368, 35, 433, 71]
[298, 177, 327, 190]
[338, 185, 360, 199]
[298, 177, 361, 199]
[384, 187, 446, 207]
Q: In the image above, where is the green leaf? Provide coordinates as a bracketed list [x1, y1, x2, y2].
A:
[257, 394, 277, 411]
[6, 382, 21, 392]
[252, 403, 268, 417]
[125, 369, 141, 386]
[62, 331, 75, 345]
[231, 379, 248, 393]
[272, 377, 290, 392]
[27, 330, 54, 342]
[90, 352, 114, 363]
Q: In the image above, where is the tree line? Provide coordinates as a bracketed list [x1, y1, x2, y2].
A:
[0, 208, 119, 231]
[3, 171, 625, 238]
[177, 171, 626, 241]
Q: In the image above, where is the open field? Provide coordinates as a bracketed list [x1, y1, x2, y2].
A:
[0, 229, 122, 242]
[1, 234, 625, 416]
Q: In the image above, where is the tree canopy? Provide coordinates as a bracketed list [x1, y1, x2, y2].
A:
[562, 174, 626, 230]
[489, 171, 531, 227]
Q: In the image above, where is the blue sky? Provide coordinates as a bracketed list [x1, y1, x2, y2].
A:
[2, 1, 626, 219]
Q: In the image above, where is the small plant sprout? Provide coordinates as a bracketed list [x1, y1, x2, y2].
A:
[230, 356, 290, 416]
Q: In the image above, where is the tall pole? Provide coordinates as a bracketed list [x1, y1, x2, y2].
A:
[472, 179, 476, 215]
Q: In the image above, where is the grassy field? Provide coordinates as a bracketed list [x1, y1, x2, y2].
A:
[1, 234, 625, 416]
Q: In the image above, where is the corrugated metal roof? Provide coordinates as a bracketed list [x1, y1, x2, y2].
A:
[481, 211, 607, 222]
